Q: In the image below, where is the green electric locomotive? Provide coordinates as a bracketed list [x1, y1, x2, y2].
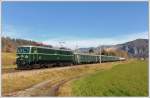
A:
[16, 45, 124, 69]
[16, 45, 74, 69]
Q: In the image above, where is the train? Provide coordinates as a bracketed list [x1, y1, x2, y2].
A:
[16, 45, 125, 69]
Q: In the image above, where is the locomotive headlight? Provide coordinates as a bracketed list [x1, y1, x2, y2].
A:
[21, 55, 24, 57]
[25, 55, 28, 58]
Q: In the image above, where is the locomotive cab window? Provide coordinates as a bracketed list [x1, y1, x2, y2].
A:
[17, 47, 30, 53]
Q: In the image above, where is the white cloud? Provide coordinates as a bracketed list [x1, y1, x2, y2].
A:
[42, 31, 148, 49]
[3, 25, 148, 49]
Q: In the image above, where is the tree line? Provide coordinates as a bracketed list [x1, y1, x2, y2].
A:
[1, 37, 52, 53]
[89, 48, 128, 58]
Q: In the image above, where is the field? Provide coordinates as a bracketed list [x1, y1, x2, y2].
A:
[2, 52, 16, 68]
[68, 60, 148, 96]
[1, 53, 148, 97]
[1, 52, 17, 74]
[2, 60, 126, 96]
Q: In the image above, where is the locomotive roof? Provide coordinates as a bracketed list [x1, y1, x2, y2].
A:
[17, 45, 73, 52]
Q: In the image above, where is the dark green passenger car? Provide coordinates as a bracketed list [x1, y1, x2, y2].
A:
[101, 55, 120, 62]
[73, 53, 100, 64]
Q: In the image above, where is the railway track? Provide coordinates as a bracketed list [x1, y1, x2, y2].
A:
[2, 61, 123, 74]
[2, 65, 72, 74]
[2, 68, 21, 74]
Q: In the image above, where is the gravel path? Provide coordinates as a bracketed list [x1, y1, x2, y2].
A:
[4, 74, 85, 97]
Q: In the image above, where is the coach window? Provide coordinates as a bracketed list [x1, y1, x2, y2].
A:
[69, 51, 72, 55]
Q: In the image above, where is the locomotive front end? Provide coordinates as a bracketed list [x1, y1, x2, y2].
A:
[16, 46, 31, 69]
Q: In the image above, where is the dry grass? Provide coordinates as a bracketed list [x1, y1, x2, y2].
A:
[58, 78, 75, 96]
[2, 52, 16, 67]
[2, 60, 130, 96]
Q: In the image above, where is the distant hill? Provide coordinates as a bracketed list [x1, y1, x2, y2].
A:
[76, 39, 148, 58]
[116, 39, 148, 58]
[1, 37, 52, 52]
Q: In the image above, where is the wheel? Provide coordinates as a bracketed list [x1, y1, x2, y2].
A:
[25, 64, 32, 70]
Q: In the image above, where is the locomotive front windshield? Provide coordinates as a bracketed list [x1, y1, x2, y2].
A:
[17, 47, 30, 53]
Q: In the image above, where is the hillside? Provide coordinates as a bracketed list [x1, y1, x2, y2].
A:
[1, 37, 52, 52]
[116, 39, 148, 58]
[77, 39, 148, 58]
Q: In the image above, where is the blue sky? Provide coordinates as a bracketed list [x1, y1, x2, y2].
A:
[2, 2, 148, 49]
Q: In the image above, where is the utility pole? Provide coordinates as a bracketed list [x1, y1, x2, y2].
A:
[76, 43, 78, 53]
[100, 45, 101, 64]
[59, 41, 65, 47]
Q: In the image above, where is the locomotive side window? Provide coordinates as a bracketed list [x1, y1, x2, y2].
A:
[31, 47, 37, 53]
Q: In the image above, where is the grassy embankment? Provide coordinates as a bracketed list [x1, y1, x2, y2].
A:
[63, 60, 148, 96]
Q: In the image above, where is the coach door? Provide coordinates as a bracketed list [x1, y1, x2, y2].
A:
[32, 47, 38, 63]
[77, 54, 80, 64]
